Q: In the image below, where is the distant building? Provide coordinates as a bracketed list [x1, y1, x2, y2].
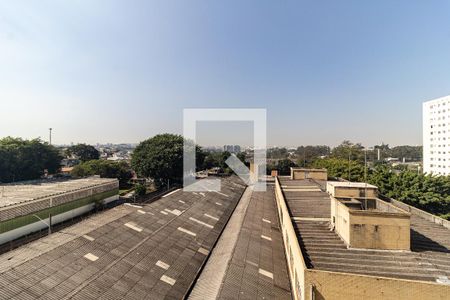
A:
[423, 95, 450, 175]
[223, 145, 241, 153]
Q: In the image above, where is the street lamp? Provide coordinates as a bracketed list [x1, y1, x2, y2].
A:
[49, 128, 53, 145]
[364, 147, 374, 208]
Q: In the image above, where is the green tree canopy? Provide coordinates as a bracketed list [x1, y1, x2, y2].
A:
[71, 160, 133, 187]
[267, 147, 289, 159]
[202, 151, 240, 171]
[66, 144, 100, 162]
[311, 157, 365, 181]
[131, 134, 205, 186]
[295, 145, 330, 166]
[331, 140, 365, 161]
[270, 159, 297, 175]
[0, 137, 62, 183]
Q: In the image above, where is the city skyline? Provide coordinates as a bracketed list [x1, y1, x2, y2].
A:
[1, 1, 450, 146]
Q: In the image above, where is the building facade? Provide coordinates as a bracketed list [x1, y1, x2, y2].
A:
[223, 144, 241, 153]
[423, 95, 450, 175]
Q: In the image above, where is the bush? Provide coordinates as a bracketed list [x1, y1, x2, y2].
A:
[134, 184, 146, 196]
[71, 160, 133, 187]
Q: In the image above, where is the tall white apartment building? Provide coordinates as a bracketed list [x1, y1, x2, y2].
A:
[423, 95, 450, 175]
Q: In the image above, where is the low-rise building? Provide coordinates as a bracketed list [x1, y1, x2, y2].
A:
[0, 177, 118, 245]
[326, 181, 378, 198]
[290, 167, 327, 180]
[275, 170, 450, 300]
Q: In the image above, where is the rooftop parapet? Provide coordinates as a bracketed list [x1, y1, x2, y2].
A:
[331, 195, 411, 250]
[290, 168, 327, 181]
[326, 181, 378, 198]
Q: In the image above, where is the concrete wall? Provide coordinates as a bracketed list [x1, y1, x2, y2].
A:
[331, 197, 410, 250]
[331, 186, 378, 198]
[0, 194, 118, 245]
[306, 269, 450, 300]
[275, 177, 307, 300]
[349, 211, 410, 250]
[386, 197, 450, 230]
[331, 198, 351, 244]
[0, 180, 119, 222]
[291, 168, 327, 181]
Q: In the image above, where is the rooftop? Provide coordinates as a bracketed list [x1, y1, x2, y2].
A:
[326, 181, 377, 189]
[279, 177, 450, 284]
[290, 168, 326, 172]
[0, 178, 117, 208]
[217, 185, 291, 299]
[188, 182, 292, 299]
[0, 176, 246, 299]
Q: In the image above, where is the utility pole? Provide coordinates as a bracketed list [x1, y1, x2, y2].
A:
[348, 150, 351, 182]
[49, 128, 53, 145]
[303, 148, 306, 167]
[364, 148, 368, 208]
[48, 213, 52, 235]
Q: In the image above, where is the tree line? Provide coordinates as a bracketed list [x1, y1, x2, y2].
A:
[310, 158, 450, 220]
[267, 141, 447, 220]
[0, 137, 61, 183]
[266, 141, 422, 163]
[2, 136, 445, 220]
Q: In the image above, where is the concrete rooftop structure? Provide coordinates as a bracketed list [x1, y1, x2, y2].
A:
[277, 176, 450, 299]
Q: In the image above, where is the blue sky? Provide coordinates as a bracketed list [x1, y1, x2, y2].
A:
[1, 1, 449, 147]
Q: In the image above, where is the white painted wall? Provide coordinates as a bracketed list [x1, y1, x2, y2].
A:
[423, 95, 450, 176]
[0, 195, 118, 245]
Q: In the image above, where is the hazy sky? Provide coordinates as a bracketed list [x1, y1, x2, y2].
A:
[1, 1, 450, 147]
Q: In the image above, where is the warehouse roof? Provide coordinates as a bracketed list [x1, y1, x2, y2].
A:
[190, 183, 291, 299]
[278, 177, 450, 284]
[0, 178, 117, 208]
[216, 185, 291, 299]
[0, 176, 246, 299]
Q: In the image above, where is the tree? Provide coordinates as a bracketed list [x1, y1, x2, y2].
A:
[71, 160, 133, 187]
[275, 159, 297, 175]
[0, 137, 62, 183]
[331, 140, 365, 162]
[311, 157, 365, 181]
[131, 134, 205, 187]
[267, 147, 289, 159]
[236, 152, 247, 165]
[66, 144, 100, 162]
[201, 151, 240, 171]
[295, 145, 330, 166]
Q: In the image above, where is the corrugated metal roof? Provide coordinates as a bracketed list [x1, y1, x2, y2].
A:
[0, 176, 246, 299]
[279, 177, 450, 284]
